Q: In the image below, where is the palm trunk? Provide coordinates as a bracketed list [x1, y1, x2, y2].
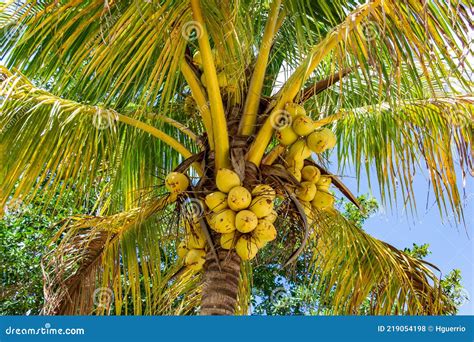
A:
[200, 249, 241, 315]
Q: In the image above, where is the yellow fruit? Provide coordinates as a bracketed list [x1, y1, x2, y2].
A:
[185, 249, 206, 270]
[177, 241, 189, 258]
[216, 168, 241, 193]
[292, 115, 315, 136]
[187, 229, 206, 249]
[249, 196, 274, 218]
[165, 172, 189, 194]
[288, 140, 312, 160]
[235, 235, 259, 261]
[217, 72, 228, 88]
[300, 200, 315, 225]
[205, 191, 228, 213]
[193, 51, 202, 66]
[252, 220, 277, 247]
[251, 185, 276, 200]
[301, 165, 321, 183]
[263, 210, 277, 223]
[311, 191, 335, 210]
[307, 128, 337, 153]
[295, 181, 317, 202]
[316, 176, 332, 191]
[227, 186, 252, 211]
[276, 127, 299, 146]
[220, 231, 236, 250]
[286, 156, 305, 170]
[210, 209, 236, 233]
[235, 210, 258, 233]
[285, 102, 306, 117]
[288, 165, 302, 182]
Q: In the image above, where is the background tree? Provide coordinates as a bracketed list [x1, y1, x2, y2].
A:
[0, 0, 472, 315]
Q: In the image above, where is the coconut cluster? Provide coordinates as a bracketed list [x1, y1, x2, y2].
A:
[205, 168, 277, 261]
[192, 50, 228, 89]
[275, 102, 338, 222]
[177, 221, 207, 270]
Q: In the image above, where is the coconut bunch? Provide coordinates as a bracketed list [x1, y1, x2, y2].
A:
[192, 50, 228, 89]
[204, 168, 278, 261]
[274, 102, 338, 220]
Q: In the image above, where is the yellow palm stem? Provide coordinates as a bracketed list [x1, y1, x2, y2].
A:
[180, 60, 214, 148]
[190, 0, 230, 169]
[247, 0, 381, 166]
[239, 0, 282, 136]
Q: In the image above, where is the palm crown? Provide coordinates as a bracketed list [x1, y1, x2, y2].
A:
[0, 0, 472, 315]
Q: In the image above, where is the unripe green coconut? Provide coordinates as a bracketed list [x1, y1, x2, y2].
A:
[227, 186, 252, 211]
[165, 172, 189, 194]
[205, 191, 228, 213]
[216, 168, 241, 193]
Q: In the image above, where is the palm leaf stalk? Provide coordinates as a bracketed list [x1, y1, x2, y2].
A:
[0, 0, 471, 315]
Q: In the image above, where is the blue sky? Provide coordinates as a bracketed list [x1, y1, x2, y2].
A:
[334, 159, 473, 315]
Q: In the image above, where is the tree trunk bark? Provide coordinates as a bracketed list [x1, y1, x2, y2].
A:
[200, 249, 241, 315]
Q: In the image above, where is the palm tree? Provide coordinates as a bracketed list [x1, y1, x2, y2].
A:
[0, 0, 472, 315]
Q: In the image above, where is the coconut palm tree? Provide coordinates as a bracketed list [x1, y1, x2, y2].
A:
[0, 0, 472, 315]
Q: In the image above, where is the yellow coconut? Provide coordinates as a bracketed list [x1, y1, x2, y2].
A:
[295, 181, 317, 202]
[285, 102, 306, 117]
[235, 210, 258, 233]
[193, 51, 202, 66]
[177, 241, 189, 258]
[217, 72, 228, 88]
[276, 127, 299, 146]
[263, 210, 278, 223]
[205, 191, 228, 213]
[185, 249, 206, 270]
[301, 165, 321, 183]
[216, 168, 241, 193]
[286, 156, 305, 171]
[292, 115, 315, 137]
[300, 200, 315, 225]
[306, 128, 337, 153]
[252, 220, 277, 246]
[287, 140, 312, 160]
[311, 191, 335, 210]
[251, 184, 276, 200]
[235, 235, 260, 261]
[249, 196, 274, 218]
[288, 165, 302, 182]
[316, 175, 332, 191]
[187, 229, 206, 249]
[165, 172, 189, 194]
[210, 209, 236, 233]
[227, 186, 252, 211]
[220, 231, 236, 250]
